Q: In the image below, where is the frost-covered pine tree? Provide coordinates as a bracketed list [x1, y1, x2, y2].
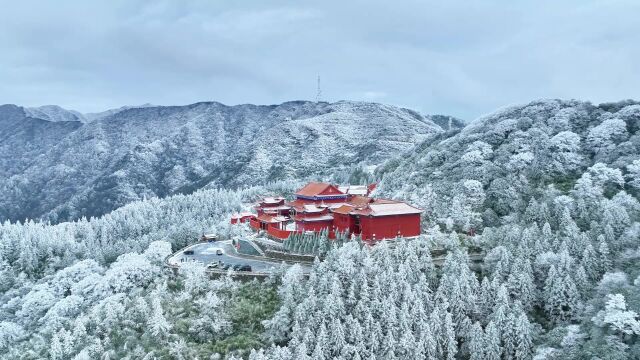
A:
[294, 342, 311, 360]
[444, 311, 457, 360]
[626, 159, 640, 191]
[597, 237, 612, 273]
[329, 318, 346, 357]
[311, 322, 329, 360]
[148, 298, 171, 339]
[514, 313, 533, 360]
[574, 265, 590, 298]
[49, 331, 65, 360]
[484, 321, 502, 360]
[543, 264, 580, 323]
[580, 243, 599, 281]
[467, 321, 484, 360]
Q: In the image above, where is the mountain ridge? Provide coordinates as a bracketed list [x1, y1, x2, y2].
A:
[0, 100, 457, 223]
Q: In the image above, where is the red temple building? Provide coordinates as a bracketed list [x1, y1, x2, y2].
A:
[235, 182, 423, 241]
[230, 212, 256, 224]
[255, 196, 291, 216]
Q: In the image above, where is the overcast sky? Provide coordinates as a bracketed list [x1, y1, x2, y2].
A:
[0, 0, 638, 120]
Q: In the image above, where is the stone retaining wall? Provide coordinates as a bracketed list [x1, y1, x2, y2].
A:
[263, 249, 316, 264]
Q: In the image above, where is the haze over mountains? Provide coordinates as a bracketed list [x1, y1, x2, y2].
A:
[0, 100, 459, 223]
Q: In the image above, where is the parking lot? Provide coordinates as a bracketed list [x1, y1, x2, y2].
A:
[167, 240, 309, 273]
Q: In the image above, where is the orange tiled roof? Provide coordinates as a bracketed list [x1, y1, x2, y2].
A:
[371, 198, 401, 204]
[295, 182, 330, 196]
[256, 214, 273, 222]
[332, 204, 354, 215]
[295, 182, 344, 197]
[349, 196, 373, 207]
[285, 199, 306, 209]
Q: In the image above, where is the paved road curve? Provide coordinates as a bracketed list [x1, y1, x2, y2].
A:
[167, 240, 311, 273]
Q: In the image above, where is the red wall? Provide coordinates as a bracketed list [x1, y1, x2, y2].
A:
[359, 214, 421, 241]
[296, 208, 329, 219]
[241, 215, 255, 223]
[296, 220, 333, 232]
[316, 197, 348, 203]
[333, 213, 358, 235]
[267, 226, 300, 240]
[249, 218, 260, 230]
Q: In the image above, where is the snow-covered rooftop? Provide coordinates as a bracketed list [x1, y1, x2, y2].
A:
[297, 214, 334, 222]
[231, 212, 255, 218]
[261, 196, 284, 204]
[302, 204, 325, 213]
[338, 185, 368, 196]
[368, 203, 422, 216]
[262, 205, 291, 211]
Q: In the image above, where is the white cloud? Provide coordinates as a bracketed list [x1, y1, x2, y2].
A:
[0, 0, 638, 120]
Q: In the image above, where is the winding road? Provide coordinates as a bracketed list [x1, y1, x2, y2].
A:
[166, 240, 312, 274]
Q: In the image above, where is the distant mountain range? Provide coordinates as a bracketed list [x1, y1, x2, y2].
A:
[23, 104, 156, 123]
[0, 100, 462, 223]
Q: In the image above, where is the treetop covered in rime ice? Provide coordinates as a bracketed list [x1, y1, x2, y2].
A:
[0, 100, 455, 223]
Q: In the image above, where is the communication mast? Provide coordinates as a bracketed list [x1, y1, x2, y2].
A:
[316, 75, 322, 102]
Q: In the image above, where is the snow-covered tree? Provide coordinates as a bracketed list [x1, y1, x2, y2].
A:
[592, 294, 640, 336]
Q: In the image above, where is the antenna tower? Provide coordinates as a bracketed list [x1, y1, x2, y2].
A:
[316, 75, 322, 102]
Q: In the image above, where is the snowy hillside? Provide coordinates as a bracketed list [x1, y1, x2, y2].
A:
[24, 105, 86, 123]
[0, 105, 83, 179]
[22, 104, 155, 123]
[376, 99, 640, 230]
[0, 100, 449, 223]
[83, 103, 155, 122]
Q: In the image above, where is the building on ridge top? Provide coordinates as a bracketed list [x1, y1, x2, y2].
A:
[238, 181, 422, 241]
